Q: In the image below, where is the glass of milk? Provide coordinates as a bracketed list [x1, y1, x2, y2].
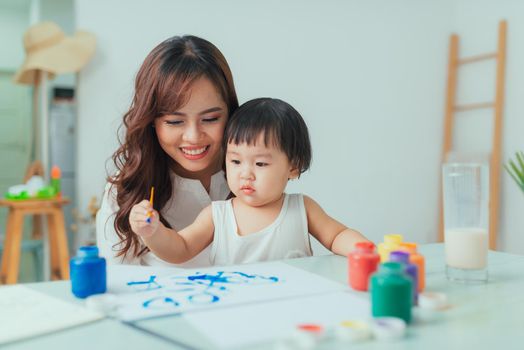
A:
[443, 163, 489, 283]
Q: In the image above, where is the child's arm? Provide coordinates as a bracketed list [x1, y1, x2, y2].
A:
[130, 200, 214, 263]
[304, 195, 370, 256]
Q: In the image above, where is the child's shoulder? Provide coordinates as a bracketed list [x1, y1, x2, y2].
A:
[285, 192, 304, 197]
[286, 193, 321, 211]
[211, 198, 233, 206]
[285, 192, 310, 201]
[210, 199, 233, 213]
[284, 193, 309, 209]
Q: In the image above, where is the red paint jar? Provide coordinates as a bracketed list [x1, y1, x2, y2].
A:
[348, 242, 380, 291]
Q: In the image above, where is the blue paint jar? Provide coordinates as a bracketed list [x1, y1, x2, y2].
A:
[70, 246, 106, 298]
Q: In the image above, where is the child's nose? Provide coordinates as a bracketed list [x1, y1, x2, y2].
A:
[240, 166, 255, 180]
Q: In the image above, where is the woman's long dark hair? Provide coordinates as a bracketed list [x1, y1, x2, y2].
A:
[109, 35, 238, 259]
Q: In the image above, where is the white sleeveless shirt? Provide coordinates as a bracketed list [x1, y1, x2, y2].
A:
[210, 193, 313, 266]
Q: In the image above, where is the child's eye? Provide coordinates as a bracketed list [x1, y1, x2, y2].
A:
[256, 162, 269, 167]
[202, 116, 219, 123]
[230, 159, 240, 165]
[165, 120, 183, 126]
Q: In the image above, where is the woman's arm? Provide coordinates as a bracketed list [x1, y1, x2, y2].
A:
[304, 195, 370, 256]
[135, 204, 215, 264]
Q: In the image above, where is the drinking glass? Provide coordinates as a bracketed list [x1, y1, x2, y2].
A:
[442, 163, 489, 283]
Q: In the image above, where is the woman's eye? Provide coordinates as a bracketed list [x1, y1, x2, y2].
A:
[202, 116, 219, 123]
[256, 162, 269, 167]
[165, 120, 183, 125]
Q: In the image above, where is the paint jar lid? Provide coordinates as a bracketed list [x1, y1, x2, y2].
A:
[398, 242, 418, 253]
[288, 323, 324, 349]
[335, 320, 372, 342]
[419, 292, 448, 310]
[389, 251, 410, 263]
[85, 293, 117, 315]
[378, 262, 404, 274]
[384, 234, 403, 244]
[355, 242, 376, 252]
[77, 245, 100, 258]
[371, 317, 406, 341]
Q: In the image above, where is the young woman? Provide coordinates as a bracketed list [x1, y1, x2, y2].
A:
[96, 35, 238, 266]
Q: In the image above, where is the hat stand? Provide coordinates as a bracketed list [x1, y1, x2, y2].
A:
[32, 70, 49, 179]
[31, 69, 52, 281]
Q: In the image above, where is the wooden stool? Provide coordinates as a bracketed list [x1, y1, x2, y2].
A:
[0, 197, 70, 284]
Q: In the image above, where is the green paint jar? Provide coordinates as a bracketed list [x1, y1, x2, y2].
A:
[370, 262, 413, 323]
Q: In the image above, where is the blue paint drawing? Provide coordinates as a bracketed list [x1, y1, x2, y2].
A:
[126, 270, 280, 311]
[188, 291, 220, 304]
[187, 271, 279, 286]
[127, 275, 162, 292]
[143, 296, 180, 309]
[165, 271, 279, 305]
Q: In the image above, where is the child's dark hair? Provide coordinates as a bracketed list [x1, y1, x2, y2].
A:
[224, 98, 312, 175]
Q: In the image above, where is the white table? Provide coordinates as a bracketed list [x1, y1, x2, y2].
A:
[4, 244, 524, 349]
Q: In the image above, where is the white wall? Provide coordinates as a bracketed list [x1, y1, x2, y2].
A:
[40, 0, 76, 88]
[0, 1, 29, 71]
[75, 0, 524, 253]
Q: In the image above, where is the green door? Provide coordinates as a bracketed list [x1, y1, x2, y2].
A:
[0, 70, 32, 202]
[0, 69, 35, 281]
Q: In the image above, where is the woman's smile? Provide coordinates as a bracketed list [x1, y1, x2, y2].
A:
[180, 145, 210, 160]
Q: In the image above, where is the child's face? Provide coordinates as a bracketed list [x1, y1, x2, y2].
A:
[226, 134, 299, 207]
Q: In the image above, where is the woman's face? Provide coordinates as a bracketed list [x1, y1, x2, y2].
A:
[154, 77, 228, 180]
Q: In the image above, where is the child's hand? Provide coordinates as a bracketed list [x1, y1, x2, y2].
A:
[129, 200, 159, 238]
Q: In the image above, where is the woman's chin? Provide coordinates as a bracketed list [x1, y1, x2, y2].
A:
[172, 157, 218, 177]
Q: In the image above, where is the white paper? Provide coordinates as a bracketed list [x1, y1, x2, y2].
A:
[0, 285, 104, 345]
[108, 262, 349, 321]
[184, 291, 371, 349]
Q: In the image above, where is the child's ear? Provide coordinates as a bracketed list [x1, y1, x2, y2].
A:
[288, 167, 300, 180]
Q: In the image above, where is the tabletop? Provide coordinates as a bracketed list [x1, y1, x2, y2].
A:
[3, 243, 524, 350]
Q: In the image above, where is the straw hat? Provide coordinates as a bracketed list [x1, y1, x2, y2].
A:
[13, 21, 96, 85]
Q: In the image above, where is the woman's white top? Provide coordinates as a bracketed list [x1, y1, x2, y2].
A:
[96, 170, 230, 267]
[210, 193, 313, 265]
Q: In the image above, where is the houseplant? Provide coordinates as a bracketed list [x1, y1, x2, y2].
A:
[504, 151, 524, 194]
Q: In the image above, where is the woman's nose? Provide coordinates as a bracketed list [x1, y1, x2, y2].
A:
[182, 122, 203, 143]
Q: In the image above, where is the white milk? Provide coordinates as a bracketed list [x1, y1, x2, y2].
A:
[445, 228, 488, 269]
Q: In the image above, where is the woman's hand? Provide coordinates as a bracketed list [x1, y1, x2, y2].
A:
[129, 200, 159, 238]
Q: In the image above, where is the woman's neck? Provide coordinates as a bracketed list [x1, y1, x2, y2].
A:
[170, 159, 221, 193]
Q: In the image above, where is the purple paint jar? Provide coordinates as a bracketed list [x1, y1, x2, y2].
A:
[389, 250, 418, 305]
